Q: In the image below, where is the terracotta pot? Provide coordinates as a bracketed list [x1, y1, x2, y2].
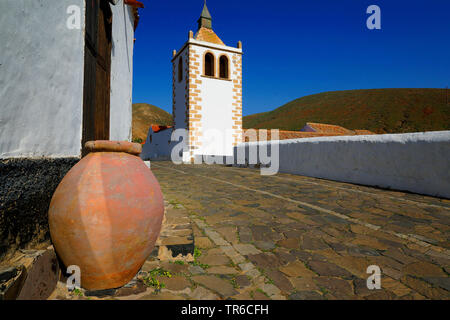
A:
[48, 141, 164, 290]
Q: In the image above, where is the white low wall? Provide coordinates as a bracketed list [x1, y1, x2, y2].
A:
[234, 131, 450, 199]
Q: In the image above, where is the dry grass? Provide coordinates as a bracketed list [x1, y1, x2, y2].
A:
[243, 88, 450, 134]
[132, 103, 173, 142]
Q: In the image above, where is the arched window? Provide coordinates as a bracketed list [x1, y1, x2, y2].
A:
[204, 53, 214, 77]
[219, 55, 229, 79]
[178, 58, 183, 82]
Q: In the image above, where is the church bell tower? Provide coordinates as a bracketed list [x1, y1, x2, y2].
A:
[171, 2, 243, 163]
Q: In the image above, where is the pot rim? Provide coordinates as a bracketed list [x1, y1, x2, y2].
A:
[84, 140, 142, 156]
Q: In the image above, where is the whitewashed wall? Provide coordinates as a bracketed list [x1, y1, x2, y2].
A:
[191, 44, 236, 157]
[173, 50, 188, 130]
[141, 128, 174, 160]
[0, 0, 85, 158]
[234, 131, 450, 199]
[109, 1, 134, 141]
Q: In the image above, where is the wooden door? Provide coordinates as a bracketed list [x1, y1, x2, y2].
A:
[82, 0, 112, 156]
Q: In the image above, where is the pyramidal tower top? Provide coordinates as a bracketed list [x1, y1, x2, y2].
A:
[194, 1, 225, 46]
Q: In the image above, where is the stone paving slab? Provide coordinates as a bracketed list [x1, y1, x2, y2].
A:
[49, 162, 449, 300]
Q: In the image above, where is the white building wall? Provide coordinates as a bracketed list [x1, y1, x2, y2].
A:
[191, 45, 235, 156]
[142, 47, 189, 161]
[0, 0, 86, 158]
[144, 38, 242, 161]
[173, 49, 189, 130]
[109, 1, 135, 141]
[141, 128, 174, 160]
[234, 131, 450, 199]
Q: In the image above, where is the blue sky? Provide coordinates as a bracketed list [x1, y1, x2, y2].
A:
[132, 0, 450, 116]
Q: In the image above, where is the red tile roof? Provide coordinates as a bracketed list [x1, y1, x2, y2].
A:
[305, 122, 354, 135]
[124, 0, 144, 31]
[124, 0, 144, 8]
[354, 130, 376, 135]
[194, 27, 225, 45]
[244, 123, 376, 142]
[151, 125, 172, 133]
[243, 130, 344, 142]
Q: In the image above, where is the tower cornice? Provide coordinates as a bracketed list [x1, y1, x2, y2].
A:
[171, 39, 243, 62]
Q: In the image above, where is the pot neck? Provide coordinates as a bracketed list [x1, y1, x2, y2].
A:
[84, 141, 142, 156]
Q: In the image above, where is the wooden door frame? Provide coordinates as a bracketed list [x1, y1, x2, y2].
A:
[81, 0, 112, 156]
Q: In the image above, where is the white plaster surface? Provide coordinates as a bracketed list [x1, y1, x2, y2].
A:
[0, 0, 85, 158]
[173, 50, 188, 130]
[191, 44, 235, 157]
[148, 38, 242, 160]
[141, 128, 174, 161]
[109, 1, 134, 141]
[0, 0, 135, 158]
[234, 131, 450, 199]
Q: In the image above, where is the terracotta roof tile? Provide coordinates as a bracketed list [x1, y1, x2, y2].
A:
[306, 122, 354, 135]
[243, 126, 377, 142]
[194, 27, 225, 46]
[354, 130, 376, 135]
[243, 130, 344, 142]
[124, 0, 144, 8]
[151, 125, 172, 133]
[124, 0, 144, 31]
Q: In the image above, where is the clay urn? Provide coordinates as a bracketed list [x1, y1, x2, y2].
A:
[48, 141, 164, 290]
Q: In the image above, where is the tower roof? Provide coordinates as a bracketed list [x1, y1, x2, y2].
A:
[195, 1, 225, 45]
[194, 27, 225, 45]
[200, 1, 212, 20]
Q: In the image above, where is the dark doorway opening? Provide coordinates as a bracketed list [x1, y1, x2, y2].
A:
[82, 0, 112, 156]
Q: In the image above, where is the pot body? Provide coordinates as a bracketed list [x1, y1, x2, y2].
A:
[49, 150, 164, 290]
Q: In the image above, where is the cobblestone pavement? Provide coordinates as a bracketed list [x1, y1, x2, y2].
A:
[51, 162, 449, 300]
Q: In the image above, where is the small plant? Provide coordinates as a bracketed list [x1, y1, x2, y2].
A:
[151, 268, 172, 278]
[71, 288, 84, 297]
[192, 261, 210, 269]
[143, 276, 165, 291]
[132, 138, 143, 143]
[168, 199, 182, 209]
[256, 288, 270, 298]
[189, 247, 210, 269]
[193, 247, 202, 259]
[143, 268, 172, 291]
[174, 260, 185, 265]
[318, 286, 329, 295]
[230, 278, 239, 289]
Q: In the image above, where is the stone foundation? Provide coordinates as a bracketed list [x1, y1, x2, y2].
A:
[0, 158, 79, 259]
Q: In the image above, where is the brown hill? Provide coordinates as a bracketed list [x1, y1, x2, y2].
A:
[132, 103, 173, 142]
[243, 89, 450, 134]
